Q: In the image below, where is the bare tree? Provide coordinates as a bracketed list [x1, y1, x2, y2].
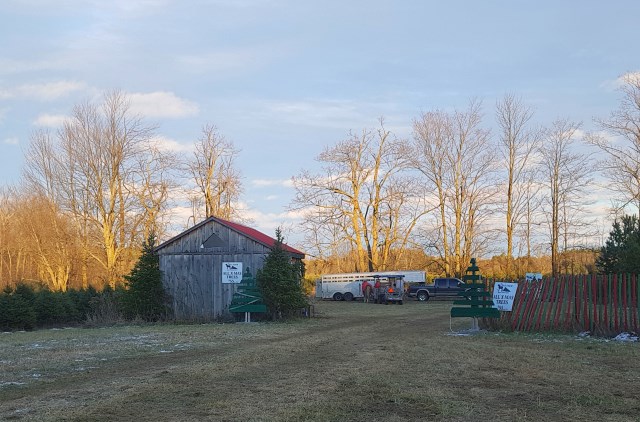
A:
[411, 110, 452, 274]
[24, 91, 171, 288]
[587, 73, 640, 217]
[16, 193, 75, 291]
[292, 120, 422, 272]
[515, 167, 544, 274]
[495, 94, 541, 277]
[539, 119, 592, 277]
[411, 100, 496, 276]
[186, 124, 242, 220]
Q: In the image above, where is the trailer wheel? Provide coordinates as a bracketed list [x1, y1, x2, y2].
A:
[333, 292, 343, 301]
[399, 300, 403, 305]
[343, 292, 354, 301]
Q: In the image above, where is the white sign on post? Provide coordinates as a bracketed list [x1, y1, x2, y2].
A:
[222, 262, 243, 284]
[525, 272, 542, 282]
[492, 282, 518, 311]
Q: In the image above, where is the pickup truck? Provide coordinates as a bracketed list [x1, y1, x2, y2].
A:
[407, 277, 467, 301]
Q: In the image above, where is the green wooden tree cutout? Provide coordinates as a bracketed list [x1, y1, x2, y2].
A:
[229, 268, 267, 322]
[451, 258, 500, 321]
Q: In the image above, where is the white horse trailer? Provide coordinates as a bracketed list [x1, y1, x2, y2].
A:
[315, 270, 426, 301]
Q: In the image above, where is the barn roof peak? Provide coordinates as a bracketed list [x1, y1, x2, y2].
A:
[155, 216, 305, 258]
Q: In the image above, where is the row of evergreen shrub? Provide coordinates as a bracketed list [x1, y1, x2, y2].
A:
[0, 284, 117, 331]
[1, 235, 170, 331]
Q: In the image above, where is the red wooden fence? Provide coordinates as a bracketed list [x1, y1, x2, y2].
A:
[487, 275, 640, 335]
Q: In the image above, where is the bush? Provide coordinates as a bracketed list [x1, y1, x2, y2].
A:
[257, 228, 308, 320]
[0, 290, 37, 331]
[121, 235, 168, 321]
[85, 288, 125, 327]
[0, 283, 116, 330]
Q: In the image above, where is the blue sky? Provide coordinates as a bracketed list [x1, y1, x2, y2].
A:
[1, 0, 639, 246]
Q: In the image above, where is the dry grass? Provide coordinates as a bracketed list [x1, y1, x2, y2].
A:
[1, 300, 639, 421]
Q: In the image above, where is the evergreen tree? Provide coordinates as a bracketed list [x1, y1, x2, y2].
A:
[257, 228, 308, 319]
[596, 215, 640, 274]
[122, 234, 168, 321]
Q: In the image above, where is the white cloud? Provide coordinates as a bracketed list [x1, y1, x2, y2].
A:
[0, 58, 67, 76]
[128, 91, 199, 118]
[601, 71, 640, 91]
[149, 135, 194, 153]
[33, 113, 68, 127]
[3, 137, 19, 145]
[12, 81, 87, 101]
[251, 178, 293, 187]
[619, 71, 640, 86]
[265, 195, 278, 200]
[254, 98, 409, 136]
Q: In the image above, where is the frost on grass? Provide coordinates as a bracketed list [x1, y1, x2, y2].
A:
[613, 332, 639, 342]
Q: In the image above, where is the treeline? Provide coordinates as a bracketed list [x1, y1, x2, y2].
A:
[292, 75, 640, 278]
[2, 74, 640, 291]
[304, 248, 598, 282]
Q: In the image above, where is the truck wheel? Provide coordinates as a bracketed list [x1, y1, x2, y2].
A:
[399, 300, 403, 305]
[417, 291, 430, 302]
[343, 292, 354, 301]
[333, 292, 343, 301]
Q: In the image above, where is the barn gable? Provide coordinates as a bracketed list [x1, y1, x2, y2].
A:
[156, 217, 304, 320]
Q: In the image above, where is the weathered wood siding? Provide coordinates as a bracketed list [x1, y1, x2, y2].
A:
[157, 219, 271, 320]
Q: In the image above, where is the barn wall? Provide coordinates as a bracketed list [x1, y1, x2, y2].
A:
[157, 219, 273, 320]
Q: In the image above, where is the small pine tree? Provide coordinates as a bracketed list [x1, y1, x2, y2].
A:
[122, 234, 168, 321]
[257, 228, 308, 319]
[596, 215, 640, 274]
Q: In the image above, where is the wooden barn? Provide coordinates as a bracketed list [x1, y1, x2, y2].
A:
[155, 216, 305, 320]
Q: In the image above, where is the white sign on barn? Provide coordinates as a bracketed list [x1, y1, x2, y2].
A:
[222, 262, 243, 284]
[492, 282, 518, 311]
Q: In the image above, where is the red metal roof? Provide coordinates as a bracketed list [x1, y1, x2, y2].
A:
[213, 217, 305, 257]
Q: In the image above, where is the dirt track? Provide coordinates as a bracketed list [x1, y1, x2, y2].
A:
[1, 300, 639, 421]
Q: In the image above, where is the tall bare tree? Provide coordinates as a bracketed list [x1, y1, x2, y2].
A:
[496, 94, 541, 277]
[292, 120, 423, 272]
[411, 100, 496, 276]
[24, 91, 171, 288]
[540, 119, 592, 277]
[587, 73, 640, 217]
[186, 124, 242, 221]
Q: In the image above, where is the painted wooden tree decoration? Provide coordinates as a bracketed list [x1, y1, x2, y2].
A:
[451, 258, 500, 323]
[229, 268, 267, 322]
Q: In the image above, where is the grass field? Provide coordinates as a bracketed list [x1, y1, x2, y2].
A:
[1, 300, 639, 421]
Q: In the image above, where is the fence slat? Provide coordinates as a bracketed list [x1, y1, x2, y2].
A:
[633, 274, 639, 333]
[602, 275, 609, 331]
[620, 274, 629, 331]
[544, 278, 558, 330]
[534, 279, 549, 331]
[564, 276, 574, 331]
[553, 277, 566, 330]
[613, 274, 619, 332]
[591, 274, 598, 330]
[581, 275, 589, 331]
[510, 282, 527, 331]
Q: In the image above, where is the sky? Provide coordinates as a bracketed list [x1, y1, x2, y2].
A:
[1, 0, 639, 249]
